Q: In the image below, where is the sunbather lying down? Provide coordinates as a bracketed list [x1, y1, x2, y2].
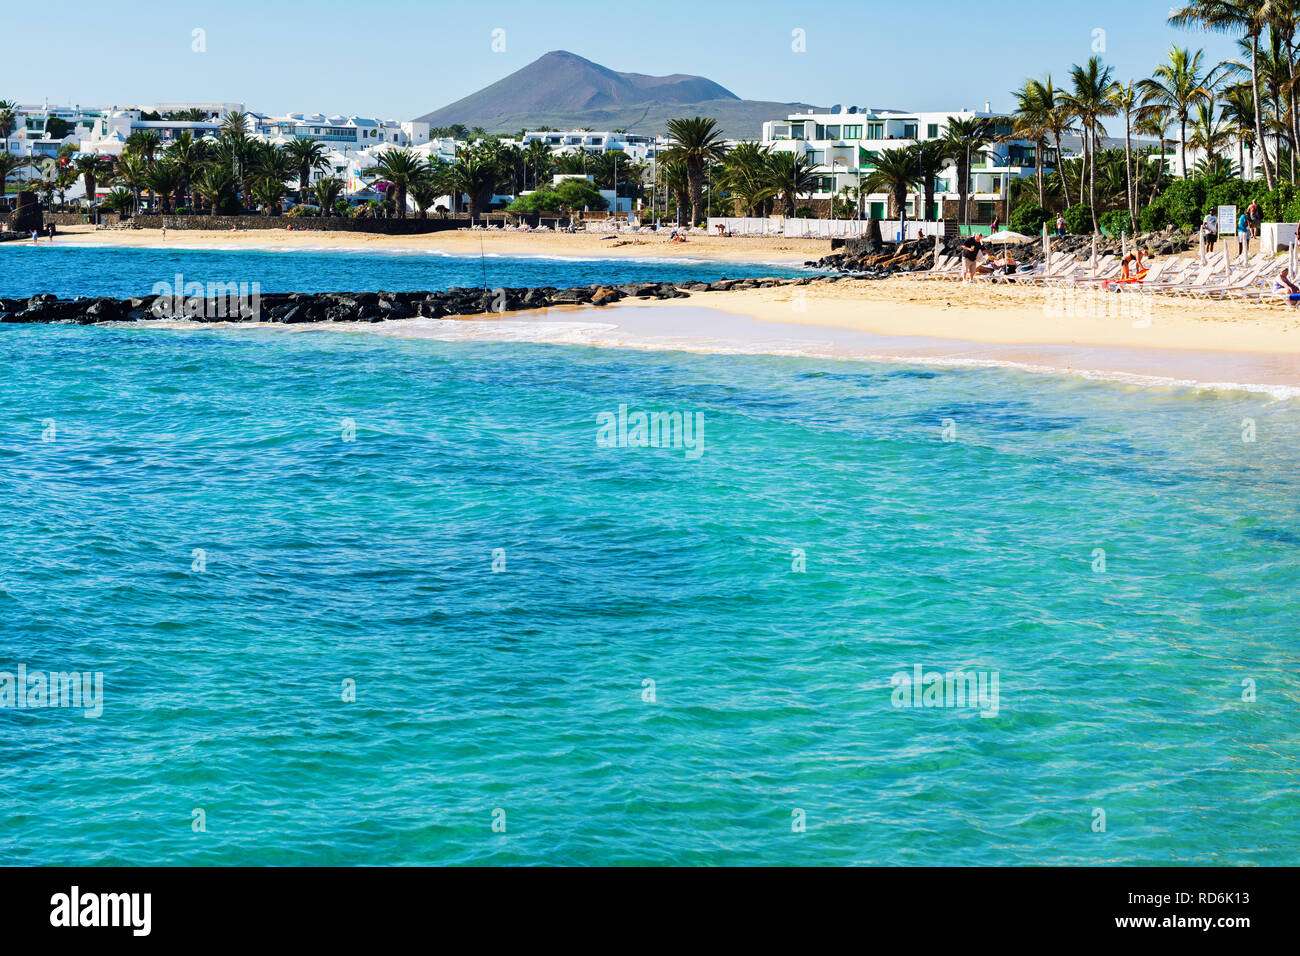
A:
[1274, 268, 1300, 305]
[975, 252, 1019, 278]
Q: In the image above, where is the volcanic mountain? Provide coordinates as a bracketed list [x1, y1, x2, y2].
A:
[416, 50, 818, 138]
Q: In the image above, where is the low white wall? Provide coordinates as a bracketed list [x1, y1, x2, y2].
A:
[706, 217, 945, 240]
[1261, 222, 1298, 254]
[705, 217, 785, 236]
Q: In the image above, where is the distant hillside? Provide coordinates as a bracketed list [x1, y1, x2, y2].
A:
[417, 50, 818, 139]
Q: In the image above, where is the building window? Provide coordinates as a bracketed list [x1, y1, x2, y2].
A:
[791, 122, 805, 139]
[927, 123, 939, 139]
[810, 150, 825, 166]
[867, 122, 884, 139]
[815, 124, 826, 139]
[842, 125, 862, 140]
[903, 123, 918, 139]
[826, 125, 840, 139]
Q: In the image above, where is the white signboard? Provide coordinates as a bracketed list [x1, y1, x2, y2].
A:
[1218, 205, 1236, 235]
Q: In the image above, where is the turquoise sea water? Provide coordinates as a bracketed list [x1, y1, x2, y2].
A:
[1, 249, 1298, 866]
[0, 243, 811, 300]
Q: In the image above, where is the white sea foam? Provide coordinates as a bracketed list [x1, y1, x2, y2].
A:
[121, 305, 1300, 401]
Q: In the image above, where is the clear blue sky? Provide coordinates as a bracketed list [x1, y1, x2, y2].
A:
[7, 1, 1241, 120]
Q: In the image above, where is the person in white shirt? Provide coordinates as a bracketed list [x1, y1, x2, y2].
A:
[1203, 213, 1218, 252]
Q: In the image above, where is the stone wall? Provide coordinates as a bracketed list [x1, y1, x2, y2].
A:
[44, 212, 124, 227]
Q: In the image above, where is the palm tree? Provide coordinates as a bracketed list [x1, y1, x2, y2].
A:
[163, 131, 203, 208]
[1134, 104, 1174, 206]
[250, 175, 285, 216]
[1139, 45, 1217, 181]
[658, 159, 691, 225]
[145, 161, 183, 214]
[861, 147, 920, 220]
[663, 117, 729, 226]
[1108, 81, 1140, 225]
[1220, 81, 1259, 175]
[124, 130, 162, 165]
[719, 141, 775, 216]
[909, 139, 950, 222]
[1269, 0, 1300, 182]
[73, 154, 102, 209]
[284, 137, 329, 203]
[1189, 99, 1232, 167]
[100, 187, 134, 216]
[193, 165, 235, 216]
[943, 116, 993, 225]
[409, 177, 439, 219]
[115, 153, 148, 215]
[311, 176, 344, 216]
[0, 101, 17, 142]
[367, 148, 427, 219]
[762, 150, 818, 218]
[1061, 56, 1118, 233]
[525, 138, 552, 190]
[220, 110, 250, 139]
[1167, 1, 1274, 184]
[0, 153, 34, 210]
[450, 147, 502, 220]
[1041, 77, 1076, 207]
[1012, 78, 1055, 206]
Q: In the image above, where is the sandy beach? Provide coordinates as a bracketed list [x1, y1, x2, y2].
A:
[48, 223, 822, 263]
[24, 225, 1300, 386]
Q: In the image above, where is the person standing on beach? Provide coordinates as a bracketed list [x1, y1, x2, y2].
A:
[1055, 214, 1066, 238]
[960, 233, 982, 281]
[1202, 212, 1218, 252]
[989, 214, 1000, 234]
[1247, 200, 1263, 239]
[1237, 210, 1251, 255]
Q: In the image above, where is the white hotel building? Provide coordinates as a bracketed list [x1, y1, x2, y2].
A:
[517, 130, 665, 162]
[761, 105, 1053, 223]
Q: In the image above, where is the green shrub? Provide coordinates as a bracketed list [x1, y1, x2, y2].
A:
[1010, 200, 1049, 236]
[508, 178, 609, 213]
[1063, 203, 1092, 234]
[1099, 209, 1133, 236]
[1202, 179, 1266, 222]
[1151, 177, 1208, 231]
[1258, 183, 1299, 222]
[1139, 201, 1170, 232]
[333, 200, 353, 217]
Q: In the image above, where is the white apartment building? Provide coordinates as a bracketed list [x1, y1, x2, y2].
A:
[249, 113, 431, 152]
[518, 130, 665, 162]
[762, 105, 1052, 223]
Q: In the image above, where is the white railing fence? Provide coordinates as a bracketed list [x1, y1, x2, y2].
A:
[707, 217, 946, 240]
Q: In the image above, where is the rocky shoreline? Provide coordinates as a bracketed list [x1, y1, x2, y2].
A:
[807, 230, 1197, 276]
[0, 276, 852, 325]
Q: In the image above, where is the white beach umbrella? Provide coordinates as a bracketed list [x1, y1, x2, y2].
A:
[1199, 228, 1206, 266]
[1290, 230, 1297, 275]
[1041, 223, 1051, 275]
[983, 231, 1032, 243]
[1090, 235, 1098, 269]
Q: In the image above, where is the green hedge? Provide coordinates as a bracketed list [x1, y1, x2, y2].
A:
[1099, 210, 1133, 236]
[1010, 201, 1049, 236]
[1063, 204, 1092, 235]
